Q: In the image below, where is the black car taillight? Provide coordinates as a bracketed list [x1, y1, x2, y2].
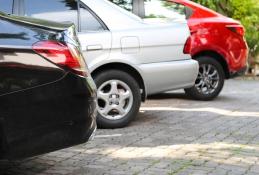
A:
[226, 25, 245, 36]
[183, 36, 192, 54]
[33, 41, 88, 77]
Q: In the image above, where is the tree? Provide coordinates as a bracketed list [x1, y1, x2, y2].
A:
[192, 0, 259, 60]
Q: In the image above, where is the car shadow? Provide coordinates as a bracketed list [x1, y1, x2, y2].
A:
[148, 92, 236, 103]
[148, 92, 191, 100]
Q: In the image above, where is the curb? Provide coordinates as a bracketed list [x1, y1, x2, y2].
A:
[234, 76, 259, 80]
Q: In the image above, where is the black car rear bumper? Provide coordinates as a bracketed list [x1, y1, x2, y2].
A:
[0, 74, 97, 160]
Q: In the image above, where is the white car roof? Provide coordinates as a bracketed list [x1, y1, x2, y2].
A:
[81, 0, 144, 30]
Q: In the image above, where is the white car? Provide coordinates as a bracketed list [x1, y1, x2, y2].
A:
[6, 0, 199, 128]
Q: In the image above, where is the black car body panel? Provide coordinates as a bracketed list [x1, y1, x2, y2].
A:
[0, 12, 97, 159]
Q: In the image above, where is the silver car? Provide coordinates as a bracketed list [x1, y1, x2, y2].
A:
[9, 0, 199, 128]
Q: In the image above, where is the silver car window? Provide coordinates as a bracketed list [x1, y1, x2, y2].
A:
[79, 4, 105, 32]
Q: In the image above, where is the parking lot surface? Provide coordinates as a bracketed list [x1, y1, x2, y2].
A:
[1, 80, 259, 175]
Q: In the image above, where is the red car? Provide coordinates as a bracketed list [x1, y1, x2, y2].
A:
[110, 0, 248, 100]
[174, 0, 248, 100]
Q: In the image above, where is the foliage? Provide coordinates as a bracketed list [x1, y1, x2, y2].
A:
[192, 0, 259, 59]
[109, 0, 133, 11]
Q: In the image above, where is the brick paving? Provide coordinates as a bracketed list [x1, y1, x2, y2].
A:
[1, 80, 259, 175]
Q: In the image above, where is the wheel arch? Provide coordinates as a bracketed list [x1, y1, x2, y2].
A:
[91, 62, 146, 102]
[193, 50, 230, 79]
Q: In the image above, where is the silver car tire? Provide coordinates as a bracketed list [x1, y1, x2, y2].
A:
[93, 70, 141, 128]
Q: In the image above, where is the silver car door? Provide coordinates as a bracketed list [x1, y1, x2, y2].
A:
[77, 3, 112, 71]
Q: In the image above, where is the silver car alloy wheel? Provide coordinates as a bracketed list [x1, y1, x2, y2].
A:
[195, 64, 220, 95]
[97, 80, 133, 120]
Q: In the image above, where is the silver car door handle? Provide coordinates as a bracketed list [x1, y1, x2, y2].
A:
[87, 45, 103, 51]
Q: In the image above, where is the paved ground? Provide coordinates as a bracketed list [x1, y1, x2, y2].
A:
[1, 80, 259, 175]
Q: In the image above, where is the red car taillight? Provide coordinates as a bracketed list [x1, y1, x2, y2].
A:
[183, 36, 192, 54]
[33, 41, 87, 77]
[226, 25, 245, 36]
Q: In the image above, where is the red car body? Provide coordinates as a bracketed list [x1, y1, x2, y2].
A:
[173, 0, 248, 78]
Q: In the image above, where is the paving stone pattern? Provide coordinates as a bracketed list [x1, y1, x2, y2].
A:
[1, 80, 259, 175]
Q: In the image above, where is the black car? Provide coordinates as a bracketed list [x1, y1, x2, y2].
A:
[0, 12, 97, 159]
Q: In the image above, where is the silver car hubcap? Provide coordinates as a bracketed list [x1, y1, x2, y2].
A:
[195, 64, 220, 95]
[97, 80, 133, 120]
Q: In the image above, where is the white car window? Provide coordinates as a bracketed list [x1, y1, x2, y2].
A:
[144, 0, 186, 21]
